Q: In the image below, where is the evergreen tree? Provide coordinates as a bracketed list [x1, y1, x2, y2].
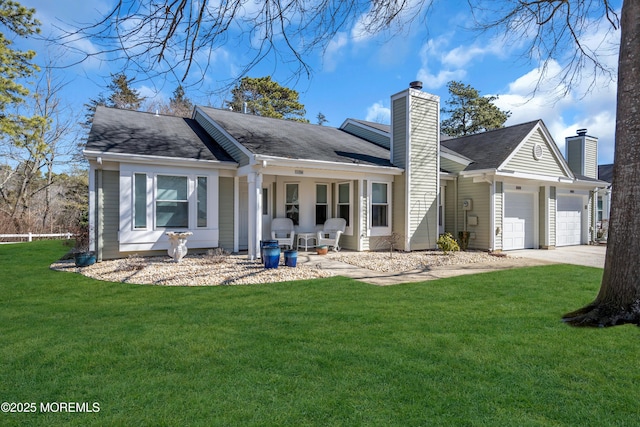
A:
[317, 112, 328, 126]
[168, 85, 193, 117]
[226, 76, 308, 122]
[0, 0, 42, 139]
[441, 81, 511, 137]
[107, 73, 145, 110]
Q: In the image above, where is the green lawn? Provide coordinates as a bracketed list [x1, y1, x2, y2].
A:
[1, 241, 638, 426]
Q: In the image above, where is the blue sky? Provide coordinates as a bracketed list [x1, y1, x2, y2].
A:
[18, 0, 621, 165]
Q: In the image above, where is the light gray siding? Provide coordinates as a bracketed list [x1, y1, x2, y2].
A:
[392, 172, 406, 250]
[457, 177, 491, 250]
[549, 186, 556, 247]
[194, 111, 250, 166]
[100, 170, 121, 260]
[218, 177, 234, 251]
[585, 137, 598, 179]
[441, 157, 467, 174]
[566, 138, 583, 176]
[408, 94, 439, 250]
[391, 97, 407, 168]
[444, 182, 456, 237]
[505, 129, 569, 177]
[494, 182, 503, 251]
[342, 123, 390, 149]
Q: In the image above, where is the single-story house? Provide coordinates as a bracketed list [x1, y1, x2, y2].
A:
[84, 82, 609, 260]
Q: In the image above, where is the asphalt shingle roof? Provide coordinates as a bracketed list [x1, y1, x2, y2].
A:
[440, 120, 541, 171]
[198, 107, 394, 167]
[86, 106, 234, 162]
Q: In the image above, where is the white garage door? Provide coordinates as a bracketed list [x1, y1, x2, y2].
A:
[504, 192, 535, 250]
[557, 196, 582, 246]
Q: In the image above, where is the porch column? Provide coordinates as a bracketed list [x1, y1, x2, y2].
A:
[247, 172, 263, 260]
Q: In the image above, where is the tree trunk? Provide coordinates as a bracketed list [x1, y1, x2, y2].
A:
[563, 0, 640, 327]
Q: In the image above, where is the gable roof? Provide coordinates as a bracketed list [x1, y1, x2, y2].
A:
[198, 106, 394, 167]
[85, 106, 234, 162]
[441, 120, 541, 171]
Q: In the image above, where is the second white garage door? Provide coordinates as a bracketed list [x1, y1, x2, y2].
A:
[504, 192, 535, 250]
[557, 196, 583, 246]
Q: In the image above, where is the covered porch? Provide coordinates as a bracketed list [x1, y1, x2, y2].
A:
[234, 159, 403, 259]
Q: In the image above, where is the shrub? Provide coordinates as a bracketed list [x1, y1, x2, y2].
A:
[437, 233, 460, 254]
[204, 248, 230, 264]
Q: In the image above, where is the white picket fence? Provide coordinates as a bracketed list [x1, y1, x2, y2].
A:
[0, 232, 73, 242]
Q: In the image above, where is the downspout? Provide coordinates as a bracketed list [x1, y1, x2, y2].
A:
[233, 176, 239, 253]
[97, 169, 103, 262]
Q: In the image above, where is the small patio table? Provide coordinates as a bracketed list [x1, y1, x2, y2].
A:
[296, 232, 317, 251]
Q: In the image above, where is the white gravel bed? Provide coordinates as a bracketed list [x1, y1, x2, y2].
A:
[329, 250, 513, 272]
[51, 250, 514, 286]
[51, 254, 333, 286]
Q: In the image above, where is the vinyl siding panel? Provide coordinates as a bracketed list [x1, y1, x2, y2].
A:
[336, 180, 359, 251]
[457, 177, 491, 250]
[539, 187, 547, 247]
[194, 111, 250, 166]
[391, 97, 407, 168]
[444, 183, 456, 236]
[100, 170, 121, 260]
[505, 129, 569, 177]
[408, 95, 439, 250]
[218, 177, 235, 251]
[440, 157, 467, 174]
[342, 123, 390, 149]
[494, 182, 503, 250]
[549, 186, 556, 247]
[585, 138, 598, 179]
[566, 138, 583, 175]
[392, 173, 406, 250]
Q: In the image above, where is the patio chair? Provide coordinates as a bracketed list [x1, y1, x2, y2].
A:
[316, 218, 347, 251]
[271, 218, 295, 249]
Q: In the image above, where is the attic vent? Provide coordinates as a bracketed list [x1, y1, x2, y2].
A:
[533, 143, 544, 160]
[409, 81, 423, 90]
[576, 128, 587, 136]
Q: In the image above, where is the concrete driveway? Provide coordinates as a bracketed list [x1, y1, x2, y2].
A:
[510, 245, 606, 268]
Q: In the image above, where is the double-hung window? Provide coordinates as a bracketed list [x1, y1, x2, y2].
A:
[316, 184, 328, 226]
[134, 173, 147, 229]
[337, 182, 350, 227]
[371, 183, 389, 227]
[285, 183, 299, 226]
[197, 177, 208, 227]
[156, 175, 189, 228]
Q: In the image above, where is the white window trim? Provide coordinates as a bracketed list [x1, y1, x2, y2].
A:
[119, 164, 219, 252]
[154, 173, 191, 229]
[369, 181, 392, 236]
[337, 181, 353, 236]
[315, 183, 330, 226]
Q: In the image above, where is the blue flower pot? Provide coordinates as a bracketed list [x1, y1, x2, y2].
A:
[284, 250, 297, 267]
[74, 253, 96, 267]
[263, 246, 280, 269]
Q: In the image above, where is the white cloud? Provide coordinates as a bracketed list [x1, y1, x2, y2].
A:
[365, 101, 390, 124]
[323, 32, 349, 72]
[493, 58, 617, 164]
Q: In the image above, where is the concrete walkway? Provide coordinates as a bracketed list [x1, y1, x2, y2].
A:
[296, 245, 606, 286]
